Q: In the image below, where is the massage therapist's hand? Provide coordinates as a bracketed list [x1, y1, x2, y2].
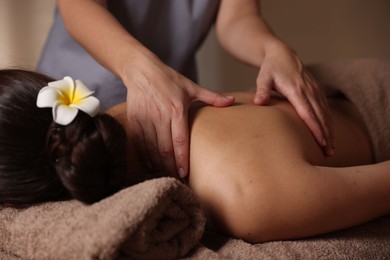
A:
[254, 41, 334, 156]
[122, 51, 235, 179]
[55, 0, 234, 178]
[215, 0, 334, 157]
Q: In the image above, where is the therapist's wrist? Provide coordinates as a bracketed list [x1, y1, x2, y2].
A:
[116, 44, 153, 83]
[119, 46, 169, 92]
[259, 38, 296, 64]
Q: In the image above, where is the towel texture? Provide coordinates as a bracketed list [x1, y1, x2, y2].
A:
[0, 177, 205, 260]
[0, 59, 389, 259]
[186, 215, 390, 259]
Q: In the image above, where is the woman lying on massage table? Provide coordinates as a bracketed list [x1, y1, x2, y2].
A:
[0, 69, 388, 244]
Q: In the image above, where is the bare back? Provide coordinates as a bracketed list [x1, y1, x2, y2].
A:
[109, 92, 372, 180]
[188, 92, 372, 191]
[109, 92, 377, 240]
[185, 92, 375, 238]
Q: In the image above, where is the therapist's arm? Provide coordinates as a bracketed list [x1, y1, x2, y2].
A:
[215, 0, 333, 156]
[56, 0, 234, 178]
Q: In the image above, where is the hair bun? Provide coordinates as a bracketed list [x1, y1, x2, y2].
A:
[46, 112, 127, 204]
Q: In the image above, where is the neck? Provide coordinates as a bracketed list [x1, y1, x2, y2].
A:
[107, 103, 162, 184]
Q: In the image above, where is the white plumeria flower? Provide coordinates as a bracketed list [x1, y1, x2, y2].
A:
[36, 76, 100, 125]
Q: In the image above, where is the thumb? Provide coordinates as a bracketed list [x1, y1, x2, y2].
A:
[191, 85, 235, 107]
[254, 74, 273, 105]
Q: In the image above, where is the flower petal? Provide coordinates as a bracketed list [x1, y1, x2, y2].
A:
[37, 76, 100, 125]
[36, 87, 65, 108]
[53, 102, 79, 125]
[49, 76, 75, 102]
[48, 76, 74, 91]
[73, 80, 95, 102]
[71, 96, 100, 117]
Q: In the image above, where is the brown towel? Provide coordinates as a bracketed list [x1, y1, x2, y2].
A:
[186, 215, 390, 259]
[1, 59, 389, 260]
[0, 177, 205, 260]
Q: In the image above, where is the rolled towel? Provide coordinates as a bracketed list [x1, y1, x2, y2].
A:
[0, 177, 205, 259]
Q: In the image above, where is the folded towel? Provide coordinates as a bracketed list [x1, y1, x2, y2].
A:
[0, 177, 205, 260]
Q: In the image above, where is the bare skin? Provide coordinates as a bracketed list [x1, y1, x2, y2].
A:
[109, 92, 390, 243]
[57, 0, 333, 179]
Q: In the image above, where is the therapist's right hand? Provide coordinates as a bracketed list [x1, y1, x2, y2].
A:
[121, 50, 235, 179]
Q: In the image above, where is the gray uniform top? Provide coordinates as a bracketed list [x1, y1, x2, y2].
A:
[38, 0, 221, 109]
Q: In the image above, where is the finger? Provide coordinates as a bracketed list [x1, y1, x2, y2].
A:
[286, 84, 327, 150]
[155, 116, 178, 178]
[170, 109, 189, 179]
[190, 85, 235, 107]
[254, 72, 273, 105]
[306, 93, 333, 155]
[304, 74, 334, 155]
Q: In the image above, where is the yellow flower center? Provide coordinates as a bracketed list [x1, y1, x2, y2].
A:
[60, 87, 84, 106]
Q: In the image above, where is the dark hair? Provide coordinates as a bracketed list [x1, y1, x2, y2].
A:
[0, 69, 127, 207]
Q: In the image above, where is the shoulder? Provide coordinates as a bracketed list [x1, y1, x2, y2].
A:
[188, 95, 308, 169]
[106, 103, 127, 129]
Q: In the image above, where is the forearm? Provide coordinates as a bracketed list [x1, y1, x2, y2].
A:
[215, 0, 286, 68]
[57, 0, 151, 80]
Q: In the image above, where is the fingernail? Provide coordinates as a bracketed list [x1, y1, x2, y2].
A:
[324, 146, 334, 157]
[253, 96, 261, 104]
[328, 147, 334, 157]
[178, 168, 186, 178]
[322, 138, 327, 147]
[224, 95, 234, 100]
[254, 94, 266, 105]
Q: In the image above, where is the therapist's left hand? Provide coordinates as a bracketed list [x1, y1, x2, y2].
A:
[253, 41, 334, 156]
